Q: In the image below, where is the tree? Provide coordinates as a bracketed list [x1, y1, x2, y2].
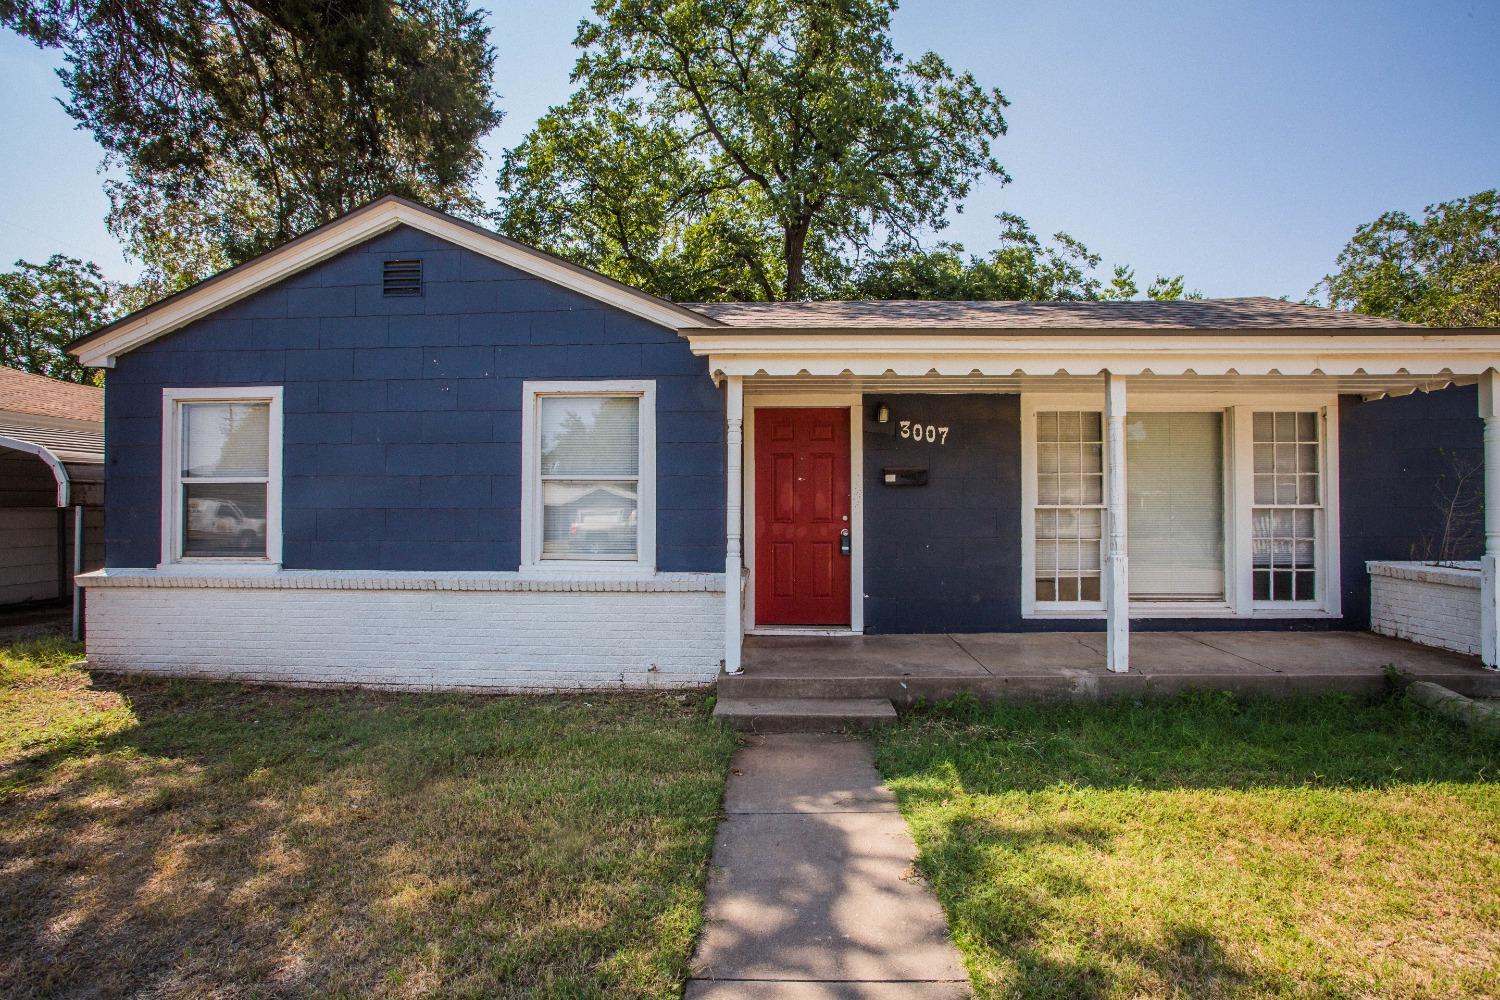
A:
[498, 0, 1009, 301]
[4, 0, 501, 297]
[843, 213, 1196, 302]
[0, 256, 116, 384]
[1314, 190, 1500, 326]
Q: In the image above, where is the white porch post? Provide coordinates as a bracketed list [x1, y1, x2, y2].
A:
[1104, 372, 1129, 673]
[1480, 370, 1500, 668]
[724, 375, 745, 674]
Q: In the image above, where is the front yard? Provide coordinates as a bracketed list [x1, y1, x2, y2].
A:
[0, 638, 736, 998]
[875, 692, 1500, 1000]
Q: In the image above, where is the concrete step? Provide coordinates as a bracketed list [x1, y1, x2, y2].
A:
[713, 695, 897, 733]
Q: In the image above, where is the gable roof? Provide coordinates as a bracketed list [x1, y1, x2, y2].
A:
[684, 297, 1426, 331]
[0, 366, 103, 422]
[70, 196, 723, 368]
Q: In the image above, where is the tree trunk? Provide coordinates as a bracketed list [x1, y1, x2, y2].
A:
[782, 217, 811, 301]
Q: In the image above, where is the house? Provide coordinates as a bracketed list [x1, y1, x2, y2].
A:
[0, 367, 104, 620]
[67, 196, 1500, 690]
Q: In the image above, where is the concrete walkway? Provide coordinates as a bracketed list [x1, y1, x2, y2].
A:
[686, 735, 970, 999]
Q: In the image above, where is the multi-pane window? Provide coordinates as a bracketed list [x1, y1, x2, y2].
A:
[1034, 411, 1104, 602]
[1252, 412, 1321, 601]
[168, 393, 279, 561]
[538, 395, 642, 560]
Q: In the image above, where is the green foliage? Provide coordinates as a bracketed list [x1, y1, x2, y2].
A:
[3, 0, 502, 298]
[1315, 189, 1500, 325]
[844, 214, 1197, 302]
[498, 0, 1009, 301]
[0, 255, 115, 383]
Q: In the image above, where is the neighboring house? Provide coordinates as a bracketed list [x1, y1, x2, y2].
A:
[66, 196, 1500, 689]
[0, 367, 104, 608]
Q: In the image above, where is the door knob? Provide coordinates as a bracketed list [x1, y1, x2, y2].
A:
[839, 528, 851, 557]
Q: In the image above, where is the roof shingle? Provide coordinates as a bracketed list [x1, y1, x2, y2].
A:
[681, 297, 1426, 331]
[0, 366, 104, 422]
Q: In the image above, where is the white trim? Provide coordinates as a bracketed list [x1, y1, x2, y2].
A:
[724, 376, 745, 672]
[1103, 373, 1128, 672]
[520, 379, 657, 575]
[689, 330, 1500, 383]
[159, 387, 283, 569]
[0, 434, 71, 507]
[742, 392, 865, 633]
[73, 198, 717, 368]
[1020, 388, 1342, 621]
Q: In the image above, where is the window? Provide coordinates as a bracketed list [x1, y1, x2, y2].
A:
[1034, 411, 1104, 603]
[161, 388, 282, 565]
[1252, 411, 1322, 602]
[1024, 396, 1337, 617]
[522, 381, 655, 571]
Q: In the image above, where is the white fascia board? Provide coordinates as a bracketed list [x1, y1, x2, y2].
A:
[74, 200, 717, 368]
[685, 330, 1500, 379]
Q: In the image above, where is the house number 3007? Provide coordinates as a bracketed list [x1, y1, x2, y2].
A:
[899, 420, 949, 444]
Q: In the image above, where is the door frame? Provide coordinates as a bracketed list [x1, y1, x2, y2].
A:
[743, 392, 865, 634]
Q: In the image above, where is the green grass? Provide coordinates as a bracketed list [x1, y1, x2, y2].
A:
[0, 638, 737, 998]
[874, 691, 1500, 1000]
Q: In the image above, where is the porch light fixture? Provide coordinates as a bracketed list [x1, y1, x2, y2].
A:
[875, 402, 890, 424]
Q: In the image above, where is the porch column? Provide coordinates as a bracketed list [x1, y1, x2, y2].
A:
[1104, 372, 1129, 672]
[1480, 370, 1500, 668]
[724, 375, 745, 674]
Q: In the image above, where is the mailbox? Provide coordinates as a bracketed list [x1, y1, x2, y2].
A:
[882, 466, 928, 487]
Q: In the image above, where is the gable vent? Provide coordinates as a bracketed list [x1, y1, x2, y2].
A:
[383, 259, 423, 297]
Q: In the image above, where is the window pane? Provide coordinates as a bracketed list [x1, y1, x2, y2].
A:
[182, 402, 269, 477]
[183, 483, 267, 557]
[1034, 412, 1104, 603]
[542, 481, 638, 558]
[540, 396, 639, 476]
[1126, 412, 1225, 600]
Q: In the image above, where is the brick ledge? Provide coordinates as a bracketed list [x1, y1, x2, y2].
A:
[1366, 560, 1480, 589]
[76, 568, 726, 593]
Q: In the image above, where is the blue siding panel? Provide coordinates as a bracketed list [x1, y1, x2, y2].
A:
[1338, 386, 1483, 628]
[103, 223, 725, 571]
[860, 389, 1482, 634]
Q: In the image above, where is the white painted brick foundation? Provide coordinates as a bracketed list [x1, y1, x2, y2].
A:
[78, 569, 725, 691]
[1367, 560, 1482, 657]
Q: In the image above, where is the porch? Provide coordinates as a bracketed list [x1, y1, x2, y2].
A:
[719, 630, 1500, 707]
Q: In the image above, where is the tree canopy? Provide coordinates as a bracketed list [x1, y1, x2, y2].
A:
[1315, 189, 1500, 326]
[3, 0, 501, 295]
[498, 0, 1009, 301]
[0, 255, 116, 384]
[844, 213, 1197, 302]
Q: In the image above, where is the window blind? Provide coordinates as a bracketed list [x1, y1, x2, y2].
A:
[1126, 412, 1225, 600]
[538, 396, 640, 559]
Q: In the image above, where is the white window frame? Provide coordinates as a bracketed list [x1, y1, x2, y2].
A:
[520, 379, 656, 575]
[160, 386, 284, 570]
[1020, 391, 1340, 619]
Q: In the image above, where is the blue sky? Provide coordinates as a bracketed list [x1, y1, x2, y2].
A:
[0, 0, 1495, 299]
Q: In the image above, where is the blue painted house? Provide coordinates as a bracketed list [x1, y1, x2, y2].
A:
[69, 197, 1500, 688]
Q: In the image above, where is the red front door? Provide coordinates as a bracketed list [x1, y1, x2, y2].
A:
[754, 407, 851, 626]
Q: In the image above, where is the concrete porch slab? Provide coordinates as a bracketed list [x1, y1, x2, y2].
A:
[742, 634, 989, 677]
[729, 630, 1500, 703]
